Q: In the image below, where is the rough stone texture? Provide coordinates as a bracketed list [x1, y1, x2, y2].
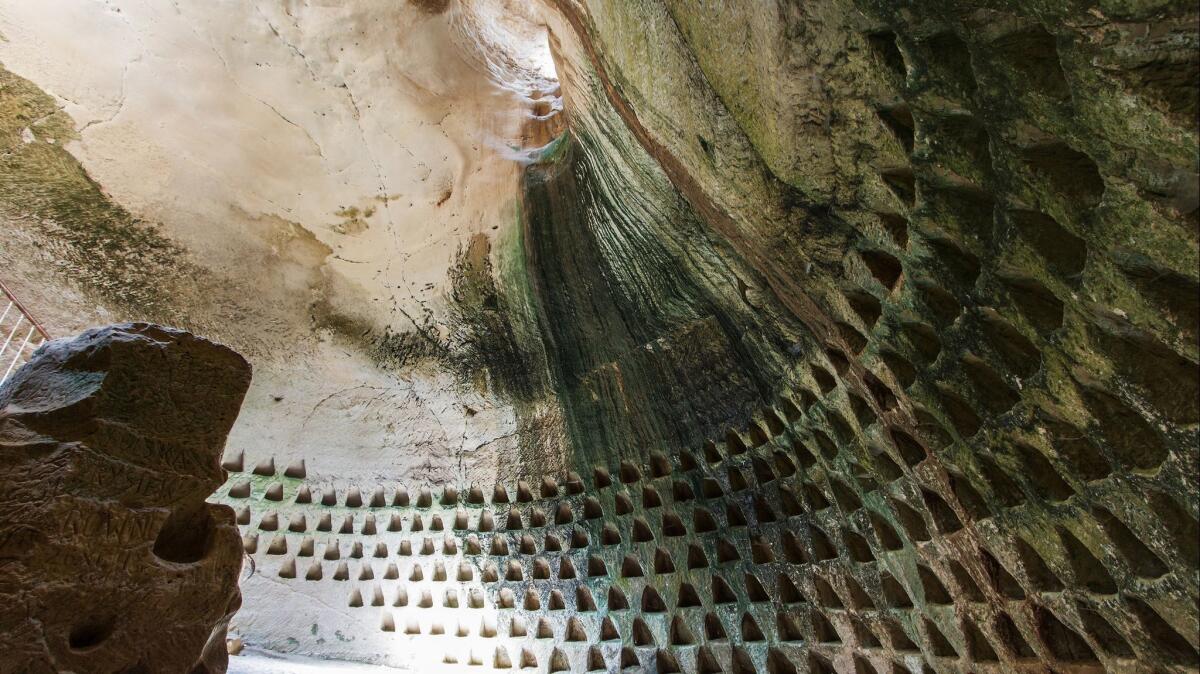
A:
[498, 1, 1199, 671]
[0, 323, 251, 674]
[0, 0, 1196, 672]
[0, 0, 558, 491]
[213, 0, 1196, 670]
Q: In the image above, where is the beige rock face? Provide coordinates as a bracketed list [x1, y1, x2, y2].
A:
[0, 0, 565, 491]
[0, 1, 567, 667]
[0, 323, 251, 674]
[3, 0, 1197, 672]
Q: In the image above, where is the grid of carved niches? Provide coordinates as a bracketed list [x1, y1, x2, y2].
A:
[216, 403, 1197, 674]
[208, 5, 1200, 670]
[751, 11, 1200, 674]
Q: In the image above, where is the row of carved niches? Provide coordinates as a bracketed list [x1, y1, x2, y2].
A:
[839, 16, 1196, 472]
[214, 5, 1197, 671]
[737, 5, 1200, 673]
[215, 417, 1198, 673]
[839, 8, 1198, 484]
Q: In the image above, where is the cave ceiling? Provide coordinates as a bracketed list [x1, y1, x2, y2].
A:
[0, 0, 1196, 672]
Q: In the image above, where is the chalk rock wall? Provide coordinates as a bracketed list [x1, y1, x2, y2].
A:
[0, 0, 1196, 672]
[212, 0, 1197, 669]
[0, 0, 565, 490]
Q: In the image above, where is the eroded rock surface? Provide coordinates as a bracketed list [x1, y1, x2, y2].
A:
[214, 1, 1196, 670]
[0, 0, 1196, 672]
[0, 323, 251, 674]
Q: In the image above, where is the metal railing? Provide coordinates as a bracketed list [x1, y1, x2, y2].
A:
[0, 279, 50, 386]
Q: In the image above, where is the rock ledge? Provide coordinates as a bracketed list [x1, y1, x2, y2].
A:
[0, 323, 251, 674]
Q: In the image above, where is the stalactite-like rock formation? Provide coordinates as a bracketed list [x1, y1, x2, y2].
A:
[0, 324, 251, 674]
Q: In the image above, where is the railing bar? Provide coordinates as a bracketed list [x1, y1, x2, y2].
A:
[1, 326, 36, 383]
[0, 302, 14, 327]
[0, 278, 49, 340]
[0, 316, 24, 357]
